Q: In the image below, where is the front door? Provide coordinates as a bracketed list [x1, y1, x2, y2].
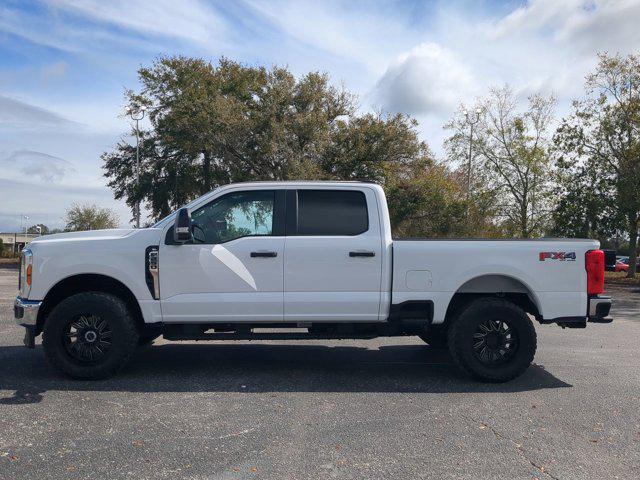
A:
[160, 189, 285, 322]
[283, 188, 383, 322]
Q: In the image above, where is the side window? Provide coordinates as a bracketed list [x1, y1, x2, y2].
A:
[191, 190, 275, 244]
[296, 190, 368, 235]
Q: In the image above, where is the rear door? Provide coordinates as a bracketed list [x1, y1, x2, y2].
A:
[283, 187, 383, 322]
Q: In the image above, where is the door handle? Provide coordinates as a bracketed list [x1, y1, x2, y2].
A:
[250, 251, 278, 258]
[349, 251, 375, 257]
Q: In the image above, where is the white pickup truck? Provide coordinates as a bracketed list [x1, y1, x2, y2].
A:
[14, 181, 612, 382]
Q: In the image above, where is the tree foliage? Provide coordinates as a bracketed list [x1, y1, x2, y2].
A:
[444, 86, 556, 237]
[553, 52, 640, 276]
[103, 56, 466, 237]
[26, 224, 49, 235]
[64, 204, 120, 232]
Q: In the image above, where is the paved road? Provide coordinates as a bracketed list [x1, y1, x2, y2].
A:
[1, 266, 639, 479]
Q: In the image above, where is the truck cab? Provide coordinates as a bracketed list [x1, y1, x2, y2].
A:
[14, 181, 612, 382]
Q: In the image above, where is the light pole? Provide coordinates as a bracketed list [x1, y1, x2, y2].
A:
[463, 108, 482, 199]
[21, 215, 29, 250]
[125, 104, 147, 228]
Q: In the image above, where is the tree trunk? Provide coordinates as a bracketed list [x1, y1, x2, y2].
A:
[202, 151, 211, 195]
[627, 213, 638, 278]
[520, 201, 528, 238]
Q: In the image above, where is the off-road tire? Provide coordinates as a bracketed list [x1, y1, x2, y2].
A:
[448, 297, 537, 383]
[42, 292, 139, 379]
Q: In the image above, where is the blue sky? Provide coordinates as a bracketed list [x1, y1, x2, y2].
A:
[1, 0, 639, 230]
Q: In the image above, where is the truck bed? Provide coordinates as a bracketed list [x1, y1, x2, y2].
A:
[391, 238, 599, 323]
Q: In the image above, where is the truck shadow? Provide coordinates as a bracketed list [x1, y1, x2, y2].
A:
[0, 342, 571, 405]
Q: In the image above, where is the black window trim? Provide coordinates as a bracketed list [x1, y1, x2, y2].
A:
[285, 188, 370, 237]
[165, 189, 285, 245]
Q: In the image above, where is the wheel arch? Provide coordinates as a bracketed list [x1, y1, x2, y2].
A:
[36, 273, 144, 335]
[443, 274, 542, 328]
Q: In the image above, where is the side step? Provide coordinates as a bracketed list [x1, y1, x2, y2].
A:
[162, 327, 380, 340]
[163, 331, 380, 341]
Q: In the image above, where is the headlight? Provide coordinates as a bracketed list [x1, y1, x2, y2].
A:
[19, 249, 33, 298]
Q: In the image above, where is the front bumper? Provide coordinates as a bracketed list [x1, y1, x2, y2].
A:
[14, 296, 42, 327]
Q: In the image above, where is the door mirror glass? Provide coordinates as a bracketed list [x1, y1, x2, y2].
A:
[174, 208, 192, 243]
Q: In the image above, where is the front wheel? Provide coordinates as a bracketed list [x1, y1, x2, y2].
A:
[448, 297, 537, 383]
[43, 292, 139, 379]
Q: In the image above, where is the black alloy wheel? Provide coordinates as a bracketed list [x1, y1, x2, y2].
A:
[63, 314, 112, 363]
[471, 318, 518, 365]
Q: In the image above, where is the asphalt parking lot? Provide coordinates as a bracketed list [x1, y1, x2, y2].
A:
[1, 266, 639, 479]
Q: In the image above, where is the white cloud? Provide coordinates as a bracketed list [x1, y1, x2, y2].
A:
[0, 95, 76, 129]
[46, 0, 228, 46]
[487, 0, 583, 38]
[243, 0, 417, 75]
[489, 0, 640, 53]
[373, 43, 476, 116]
[0, 150, 76, 182]
[40, 61, 68, 82]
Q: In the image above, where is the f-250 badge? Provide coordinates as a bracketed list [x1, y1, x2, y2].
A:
[539, 251, 576, 261]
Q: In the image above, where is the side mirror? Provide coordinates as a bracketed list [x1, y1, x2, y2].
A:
[173, 208, 192, 243]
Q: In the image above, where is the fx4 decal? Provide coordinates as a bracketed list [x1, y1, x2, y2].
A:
[539, 251, 576, 262]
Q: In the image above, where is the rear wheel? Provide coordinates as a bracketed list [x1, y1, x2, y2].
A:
[448, 297, 536, 383]
[43, 292, 139, 379]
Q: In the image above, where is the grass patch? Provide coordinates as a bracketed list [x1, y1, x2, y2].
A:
[605, 271, 640, 286]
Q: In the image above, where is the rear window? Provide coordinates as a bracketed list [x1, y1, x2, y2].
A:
[296, 190, 368, 235]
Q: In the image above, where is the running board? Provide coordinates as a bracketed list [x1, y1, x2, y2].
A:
[163, 331, 380, 341]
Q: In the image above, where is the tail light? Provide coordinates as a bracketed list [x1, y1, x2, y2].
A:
[585, 249, 604, 295]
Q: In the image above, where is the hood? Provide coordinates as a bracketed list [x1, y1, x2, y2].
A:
[29, 229, 137, 244]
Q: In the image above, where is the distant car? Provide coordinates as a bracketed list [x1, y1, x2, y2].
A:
[615, 257, 639, 272]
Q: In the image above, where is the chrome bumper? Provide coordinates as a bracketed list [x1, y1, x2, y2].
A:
[14, 296, 42, 327]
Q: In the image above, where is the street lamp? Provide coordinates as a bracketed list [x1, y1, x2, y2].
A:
[125, 104, 147, 228]
[463, 108, 482, 199]
[22, 215, 29, 236]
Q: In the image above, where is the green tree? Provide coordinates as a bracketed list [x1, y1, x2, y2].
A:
[554, 53, 640, 277]
[64, 204, 120, 232]
[445, 86, 556, 237]
[103, 56, 466, 237]
[26, 224, 49, 235]
[103, 57, 353, 221]
[323, 112, 467, 237]
[550, 137, 622, 239]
